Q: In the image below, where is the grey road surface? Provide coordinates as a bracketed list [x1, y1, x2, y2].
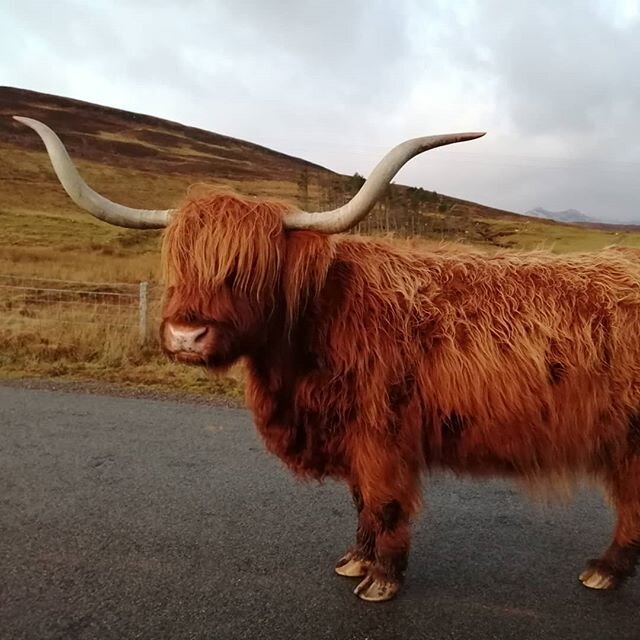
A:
[1, 384, 639, 640]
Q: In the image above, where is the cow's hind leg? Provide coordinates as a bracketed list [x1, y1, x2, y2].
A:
[580, 460, 640, 590]
[335, 485, 374, 578]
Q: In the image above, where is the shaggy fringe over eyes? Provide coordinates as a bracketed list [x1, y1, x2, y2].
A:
[161, 190, 287, 307]
[161, 189, 336, 324]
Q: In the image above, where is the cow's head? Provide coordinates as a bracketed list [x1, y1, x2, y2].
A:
[159, 190, 291, 369]
[13, 116, 485, 370]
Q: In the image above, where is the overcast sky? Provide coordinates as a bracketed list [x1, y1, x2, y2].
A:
[3, 0, 640, 221]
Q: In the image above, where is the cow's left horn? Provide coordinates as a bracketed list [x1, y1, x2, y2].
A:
[13, 116, 173, 229]
[283, 131, 486, 234]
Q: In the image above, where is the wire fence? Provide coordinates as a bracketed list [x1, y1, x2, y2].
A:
[0, 274, 161, 343]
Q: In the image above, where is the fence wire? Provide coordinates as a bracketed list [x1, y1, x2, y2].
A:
[0, 274, 161, 338]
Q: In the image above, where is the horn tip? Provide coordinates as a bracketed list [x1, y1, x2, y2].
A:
[13, 115, 34, 126]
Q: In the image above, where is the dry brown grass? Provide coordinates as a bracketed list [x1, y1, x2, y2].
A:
[0, 273, 244, 398]
[5, 87, 640, 398]
[5, 210, 640, 400]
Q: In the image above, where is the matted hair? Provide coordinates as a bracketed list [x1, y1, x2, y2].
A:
[161, 189, 335, 322]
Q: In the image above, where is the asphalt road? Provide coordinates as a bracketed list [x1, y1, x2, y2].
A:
[1, 384, 639, 640]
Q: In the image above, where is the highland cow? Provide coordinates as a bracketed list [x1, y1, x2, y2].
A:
[15, 115, 640, 602]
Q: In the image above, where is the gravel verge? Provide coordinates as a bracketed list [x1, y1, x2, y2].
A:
[0, 375, 244, 407]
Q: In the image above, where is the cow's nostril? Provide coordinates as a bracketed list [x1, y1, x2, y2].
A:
[192, 326, 208, 342]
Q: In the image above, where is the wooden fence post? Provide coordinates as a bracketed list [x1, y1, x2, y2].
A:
[138, 281, 148, 344]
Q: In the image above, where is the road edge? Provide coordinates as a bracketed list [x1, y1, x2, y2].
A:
[0, 375, 245, 408]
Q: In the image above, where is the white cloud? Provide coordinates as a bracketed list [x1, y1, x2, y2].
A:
[2, 0, 639, 221]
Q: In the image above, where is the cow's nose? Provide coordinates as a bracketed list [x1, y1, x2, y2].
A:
[165, 323, 209, 353]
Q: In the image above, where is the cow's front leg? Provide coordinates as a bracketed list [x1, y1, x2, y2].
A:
[352, 498, 411, 602]
[338, 436, 421, 602]
[335, 486, 374, 577]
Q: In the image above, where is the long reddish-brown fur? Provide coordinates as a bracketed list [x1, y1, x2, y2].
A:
[161, 190, 640, 597]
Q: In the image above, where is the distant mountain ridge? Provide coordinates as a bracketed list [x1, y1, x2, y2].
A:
[526, 207, 593, 224]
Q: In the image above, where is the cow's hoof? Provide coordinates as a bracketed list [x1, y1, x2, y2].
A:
[353, 574, 400, 602]
[579, 564, 617, 590]
[335, 551, 371, 578]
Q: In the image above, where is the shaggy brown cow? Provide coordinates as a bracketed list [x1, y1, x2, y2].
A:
[15, 116, 640, 602]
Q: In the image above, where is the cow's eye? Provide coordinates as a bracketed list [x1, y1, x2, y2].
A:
[225, 269, 237, 287]
[181, 311, 199, 323]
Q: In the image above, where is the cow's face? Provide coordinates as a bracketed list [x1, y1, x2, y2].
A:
[160, 279, 271, 370]
[159, 193, 286, 370]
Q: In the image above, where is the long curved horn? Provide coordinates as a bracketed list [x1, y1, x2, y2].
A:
[13, 116, 173, 229]
[283, 132, 486, 233]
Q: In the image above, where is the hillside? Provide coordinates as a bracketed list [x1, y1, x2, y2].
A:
[3, 86, 640, 394]
[1, 85, 619, 252]
[3, 86, 640, 267]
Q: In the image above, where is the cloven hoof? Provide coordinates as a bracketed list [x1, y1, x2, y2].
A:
[353, 574, 400, 602]
[335, 551, 371, 578]
[579, 565, 619, 590]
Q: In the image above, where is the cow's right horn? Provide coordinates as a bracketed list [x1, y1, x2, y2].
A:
[13, 116, 173, 229]
[282, 131, 486, 234]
